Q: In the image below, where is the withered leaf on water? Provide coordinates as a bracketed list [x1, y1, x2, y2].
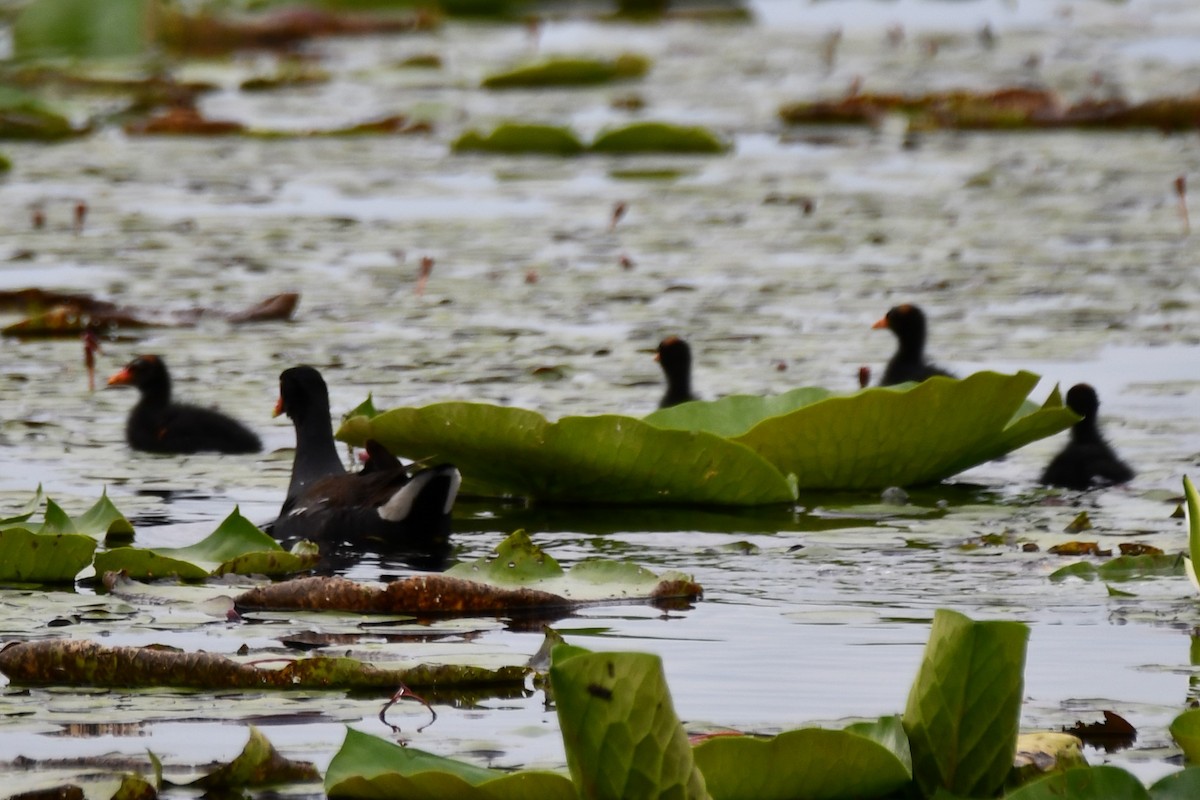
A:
[1048, 541, 1111, 557]
[0, 639, 526, 691]
[186, 726, 319, 790]
[2, 291, 298, 337]
[1063, 710, 1138, 752]
[234, 573, 702, 617]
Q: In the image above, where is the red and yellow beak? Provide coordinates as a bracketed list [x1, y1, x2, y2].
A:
[871, 316, 889, 330]
[107, 367, 134, 386]
[272, 396, 284, 418]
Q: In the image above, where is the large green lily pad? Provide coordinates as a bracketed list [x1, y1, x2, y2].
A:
[94, 507, 319, 580]
[337, 403, 793, 505]
[337, 372, 1074, 504]
[325, 727, 576, 800]
[651, 371, 1076, 490]
[692, 717, 911, 800]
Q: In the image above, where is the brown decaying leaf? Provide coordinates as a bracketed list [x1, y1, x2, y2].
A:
[780, 87, 1200, 132]
[236, 574, 701, 617]
[0, 639, 527, 691]
[159, 7, 439, 56]
[1, 291, 298, 337]
[189, 727, 319, 789]
[124, 106, 245, 136]
[8, 788, 85, 800]
[1117, 542, 1163, 556]
[1047, 541, 1111, 557]
[1063, 710, 1137, 752]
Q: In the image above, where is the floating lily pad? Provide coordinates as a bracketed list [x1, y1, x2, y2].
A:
[482, 54, 649, 88]
[692, 718, 912, 800]
[1049, 554, 1184, 583]
[452, 124, 585, 156]
[724, 372, 1073, 490]
[339, 372, 1074, 503]
[1003, 765, 1150, 799]
[0, 86, 79, 140]
[94, 507, 318, 581]
[337, 402, 793, 505]
[590, 121, 728, 154]
[325, 727, 576, 800]
[0, 527, 96, 583]
[13, 0, 154, 60]
[1183, 476, 1200, 592]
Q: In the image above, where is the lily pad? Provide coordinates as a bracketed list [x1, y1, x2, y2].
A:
[325, 727, 576, 800]
[730, 372, 1075, 490]
[94, 507, 318, 580]
[550, 645, 709, 800]
[1171, 709, 1200, 763]
[590, 121, 728, 154]
[13, 0, 155, 60]
[692, 719, 911, 800]
[1049, 554, 1184, 583]
[902, 609, 1029, 798]
[337, 402, 793, 505]
[340, 372, 1074, 504]
[452, 124, 585, 156]
[482, 54, 649, 88]
[0, 86, 78, 140]
[0, 527, 96, 583]
[1004, 765, 1150, 799]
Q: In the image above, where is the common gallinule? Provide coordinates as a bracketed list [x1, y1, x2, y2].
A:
[656, 336, 698, 408]
[1040, 384, 1134, 490]
[272, 365, 461, 546]
[107, 355, 262, 454]
[872, 304, 955, 386]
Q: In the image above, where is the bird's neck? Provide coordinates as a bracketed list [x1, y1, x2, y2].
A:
[288, 412, 345, 498]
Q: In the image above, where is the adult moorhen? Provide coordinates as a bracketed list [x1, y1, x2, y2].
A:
[272, 365, 461, 546]
[107, 355, 262, 454]
[872, 304, 955, 386]
[1040, 383, 1134, 490]
[656, 336, 698, 408]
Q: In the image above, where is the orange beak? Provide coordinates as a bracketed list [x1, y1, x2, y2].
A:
[871, 316, 889, 330]
[107, 367, 133, 386]
[653, 352, 661, 362]
[273, 396, 284, 418]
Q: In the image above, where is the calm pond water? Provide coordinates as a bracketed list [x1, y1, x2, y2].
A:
[2, 0, 1200, 792]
